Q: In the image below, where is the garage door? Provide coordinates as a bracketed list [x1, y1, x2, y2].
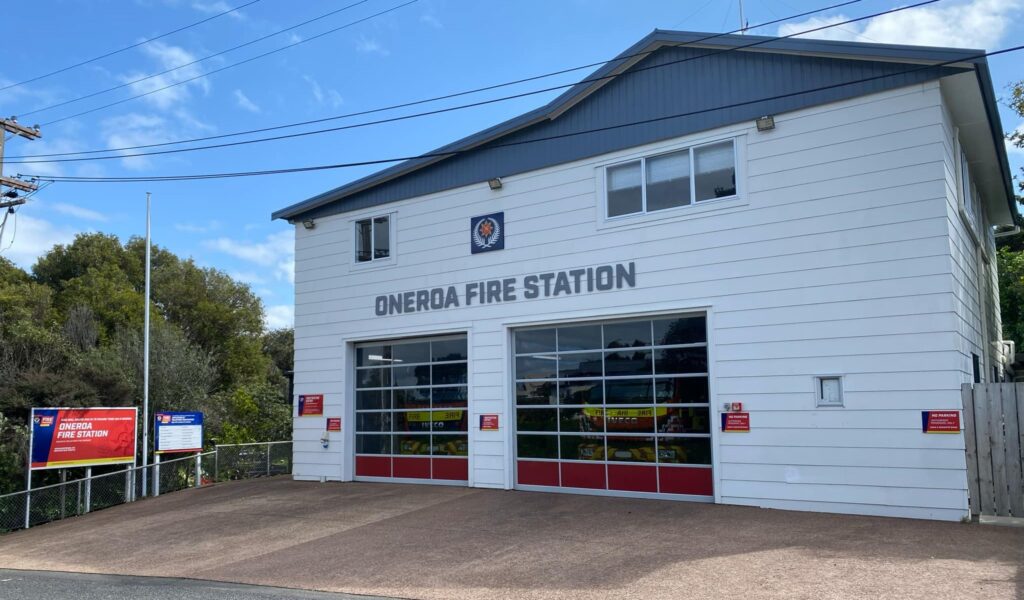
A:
[513, 314, 712, 497]
[354, 335, 469, 482]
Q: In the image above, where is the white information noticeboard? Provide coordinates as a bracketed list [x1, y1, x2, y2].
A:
[155, 412, 203, 454]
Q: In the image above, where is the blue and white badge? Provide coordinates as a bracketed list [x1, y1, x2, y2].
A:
[471, 212, 504, 254]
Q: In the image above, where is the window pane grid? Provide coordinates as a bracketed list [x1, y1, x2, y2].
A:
[606, 140, 736, 218]
[514, 315, 711, 468]
[355, 335, 468, 458]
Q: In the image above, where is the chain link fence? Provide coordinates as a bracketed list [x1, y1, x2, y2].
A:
[0, 441, 291, 534]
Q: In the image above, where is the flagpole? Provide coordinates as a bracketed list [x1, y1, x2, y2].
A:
[141, 192, 152, 496]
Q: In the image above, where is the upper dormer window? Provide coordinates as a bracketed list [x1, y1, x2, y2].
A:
[606, 139, 737, 218]
[355, 215, 391, 263]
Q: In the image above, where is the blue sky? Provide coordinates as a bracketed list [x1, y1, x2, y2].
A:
[1, 0, 1022, 329]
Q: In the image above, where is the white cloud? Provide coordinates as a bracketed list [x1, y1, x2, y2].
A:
[264, 304, 294, 329]
[192, 1, 245, 19]
[1008, 123, 1024, 156]
[175, 220, 220, 233]
[99, 110, 213, 170]
[229, 270, 268, 285]
[420, 14, 442, 28]
[119, 41, 211, 110]
[0, 213, 81, 270]
[302, 75, 343, 108]
[778, 0, 1024, 48]
[233, 89, 260, 113]
[355, 36, 390, 56]
[51, 203, 108, 222]
[204, 229, 294, 284]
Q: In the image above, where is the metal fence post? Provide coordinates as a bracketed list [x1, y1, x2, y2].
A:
[125, 468, 131, 502]
[76, 480, 82, 516]
[266, 442, 271, 476]
[60, 470, 67, 519]
[214, 445, 219, 483]
[154, 454, 161, 497]
[84, 467, 92, 514]
[195, 453, 201, 488]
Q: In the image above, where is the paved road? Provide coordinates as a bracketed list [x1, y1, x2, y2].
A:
[0, 569, 398, 600]
[1, 477, 1021, 600]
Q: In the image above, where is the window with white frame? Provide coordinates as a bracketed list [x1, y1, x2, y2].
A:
[355, 215, 391, 263]
[606, 139, 737, 218]
[959, 149, 980, 241]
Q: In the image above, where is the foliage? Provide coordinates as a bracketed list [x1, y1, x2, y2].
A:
[0, 233, 293, 493]
[999, 81, 1024, 345]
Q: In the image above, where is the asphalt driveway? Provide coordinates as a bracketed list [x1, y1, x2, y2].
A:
[0, 477, 1021, 600]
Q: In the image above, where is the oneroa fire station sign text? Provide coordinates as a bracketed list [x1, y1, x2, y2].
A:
[374, 262, 637, 317]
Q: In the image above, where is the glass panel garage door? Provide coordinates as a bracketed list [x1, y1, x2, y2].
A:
[354, 335, 469, 482]
[514, 314, 712, 497]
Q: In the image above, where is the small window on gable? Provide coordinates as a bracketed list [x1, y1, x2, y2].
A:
[355, 215, 391, 263]
[605, 138, 737, 219]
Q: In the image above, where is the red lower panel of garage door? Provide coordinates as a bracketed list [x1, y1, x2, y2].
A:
[517, 461, 712, 496]
[356, 456, 468, 482]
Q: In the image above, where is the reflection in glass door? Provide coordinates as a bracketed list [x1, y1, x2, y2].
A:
[354, 335, 469, 481]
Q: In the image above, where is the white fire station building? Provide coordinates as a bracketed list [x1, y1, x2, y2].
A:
[274, 30, 1016, 521]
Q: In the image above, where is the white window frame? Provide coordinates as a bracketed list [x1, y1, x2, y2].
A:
[351, 212, 395, 268]
[600, 136, 742, 223]
[814, 375, 844, 408]
[956, 138, 980, 246]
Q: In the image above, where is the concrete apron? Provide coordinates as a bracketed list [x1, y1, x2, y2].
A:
[0, 477, 1022, 600]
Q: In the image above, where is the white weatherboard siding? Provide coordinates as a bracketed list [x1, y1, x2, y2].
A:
[292, 81, 973, 520]
[938, 89, 1003, 385]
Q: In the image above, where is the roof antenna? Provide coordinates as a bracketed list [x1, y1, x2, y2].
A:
[739, 0, 749, 34]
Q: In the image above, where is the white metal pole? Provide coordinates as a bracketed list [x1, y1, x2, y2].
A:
[154, 454, 161, 497]
[142, 192, 152, 496]
[25, 408, 33, 529]
[84, 467, 92, 513]
[195, 453, 202, 488]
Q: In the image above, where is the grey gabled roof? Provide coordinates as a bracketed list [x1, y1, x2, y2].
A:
[273, 29, 1014, 222]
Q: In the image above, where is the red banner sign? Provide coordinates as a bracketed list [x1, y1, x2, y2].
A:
[721, 412, 750, 432]
[480, 414, 499, 431]
[298, 394, 323, 416]
[326, 417, 342, 432]
[922, 410, 960, 433]
[30, 407, 137, 470]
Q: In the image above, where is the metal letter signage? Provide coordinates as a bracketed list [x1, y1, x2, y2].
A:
[374, 262, 637, 316]
[470, 212, 504, 254]
[30, 407, 138, 470]
[155, 412, 204, 454]
[922, 410, 960, 433]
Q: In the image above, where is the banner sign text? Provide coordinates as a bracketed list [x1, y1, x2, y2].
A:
[30, 407, 137, 470]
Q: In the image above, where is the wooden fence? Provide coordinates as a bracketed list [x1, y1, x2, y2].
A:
[961, 383, 1024, 517]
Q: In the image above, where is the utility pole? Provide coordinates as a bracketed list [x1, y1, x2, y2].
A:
[0, 117, 42, 249]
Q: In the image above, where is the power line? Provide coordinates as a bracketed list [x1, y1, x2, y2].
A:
[0, 0, 263, 94]
[24, 43, 1021, 184]
[6, 0, 863, 160]
[17, 0, 414, 126]
[7, 0, 933, 166]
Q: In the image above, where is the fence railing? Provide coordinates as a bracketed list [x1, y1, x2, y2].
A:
[0, 441, 291, 534]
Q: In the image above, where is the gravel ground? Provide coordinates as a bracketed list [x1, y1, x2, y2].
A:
[0, 477, 1020, 600]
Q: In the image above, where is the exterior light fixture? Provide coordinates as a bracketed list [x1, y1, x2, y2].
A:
[755, 115, 775, 132]
[302, 219, 316, 230]
[487, 177, 503, 190]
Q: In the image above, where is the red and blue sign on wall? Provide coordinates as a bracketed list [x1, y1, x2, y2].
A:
[30, 407, 137, 470]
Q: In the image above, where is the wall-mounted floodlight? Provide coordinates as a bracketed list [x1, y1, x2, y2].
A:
[755, 115, 775, 132]
[488, 178, 503, 190]
[302, 219, 316, 230]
